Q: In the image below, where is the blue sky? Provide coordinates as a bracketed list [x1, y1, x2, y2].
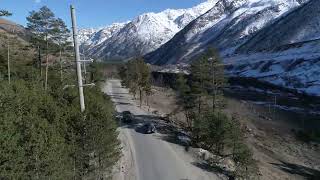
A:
[0, 0, 205, 28]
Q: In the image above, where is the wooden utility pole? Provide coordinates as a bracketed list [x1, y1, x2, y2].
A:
[70, 5, 85, 112]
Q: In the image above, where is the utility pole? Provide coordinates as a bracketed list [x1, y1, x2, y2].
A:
[71, 5, 85, 112]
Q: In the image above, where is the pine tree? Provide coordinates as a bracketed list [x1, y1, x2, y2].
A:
[51, 18, 70, 82]
[136, 58, 151, 107]
[189, 54, 211, 139]
[190, 55, 211, 115]
[26, 6, 57, 90]
[175, 73, 194, 129]
[119, 58, 152, 105]
[0, 10, 12, 17]
[205, 47, 227, 111]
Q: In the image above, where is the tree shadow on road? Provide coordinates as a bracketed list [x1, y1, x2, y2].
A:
[109, 95, 128, 100]
[271, 161, 320, 180]
[115, 102, 133, 106]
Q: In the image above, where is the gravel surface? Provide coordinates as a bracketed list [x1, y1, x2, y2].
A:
[103, 79, 223, 180]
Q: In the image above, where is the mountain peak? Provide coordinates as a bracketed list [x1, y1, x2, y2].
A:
[79, 0, 217, 60]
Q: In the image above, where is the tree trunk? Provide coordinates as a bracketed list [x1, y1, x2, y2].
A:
[212, 60, 216, 112]
[7, 37, 10, 84]
[45, 34, 49, 91]
[38, 46, 42, 77]
[198, 96, 201, 115]
[139, 89, 142, 107]
[59, 48, 63, 82]
[146, 94, 149, 106]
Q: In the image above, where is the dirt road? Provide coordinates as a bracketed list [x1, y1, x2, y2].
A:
[103, 79, 222, 180]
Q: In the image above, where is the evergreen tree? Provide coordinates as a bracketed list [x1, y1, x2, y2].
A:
[0, 10, 12, 17]
[205, 47, 227, 111]
[51, 18, 70, 82]
[175, 73, 194, 129]
[190, 55, 211, 115]
[26, 6, 57, 90]
[136, 58, 151, 107]
[0, 81, 73, 179]
[119, 58, 152, 105]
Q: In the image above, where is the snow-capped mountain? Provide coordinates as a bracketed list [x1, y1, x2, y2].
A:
[146, 0, 320, 96]
[145, 0, 307, 64]
[78, 28, 99, 45]
[79, 0, 218, 60]
[227, 0, 320, 96]
[79, 22, 128, 51]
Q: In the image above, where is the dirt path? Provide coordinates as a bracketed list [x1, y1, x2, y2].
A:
[103, 79, 224, 180]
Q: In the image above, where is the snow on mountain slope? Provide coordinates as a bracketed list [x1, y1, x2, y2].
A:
[226, 0, 320, 96]
[225, 39, 320, 96]
[145, 0, 305, 65]
[236, 0, 320, 53]
[79, 22, 128, 53]
[79, 0, 218, 60]
[78, 28, 100, 45]
[147, 0, 320, 96]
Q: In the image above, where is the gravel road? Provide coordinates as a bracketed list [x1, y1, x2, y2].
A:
[103, 79, 222, 180]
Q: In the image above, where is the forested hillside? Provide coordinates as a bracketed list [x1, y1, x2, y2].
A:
[0, 7, 120, 179]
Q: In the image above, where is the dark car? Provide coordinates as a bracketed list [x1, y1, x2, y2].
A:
[122, 111, 133, 123]
[139, 122, 156, 134]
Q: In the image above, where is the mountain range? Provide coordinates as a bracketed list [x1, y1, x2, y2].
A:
[78, 0, 218, 60]
[79, 0, 320, 96]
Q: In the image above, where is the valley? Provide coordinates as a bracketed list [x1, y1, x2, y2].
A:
[1, 0, 319, 179]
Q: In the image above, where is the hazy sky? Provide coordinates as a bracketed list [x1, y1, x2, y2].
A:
[0, 0, 206, 28]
